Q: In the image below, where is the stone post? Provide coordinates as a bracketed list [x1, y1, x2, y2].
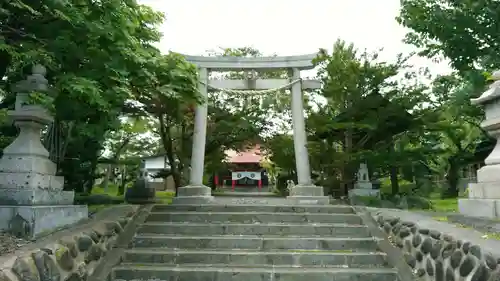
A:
[125, 165, 157, 204]
[173, 67, 213, 204]
[0, 65, 87, 238]
[287, 68, 329, 204]
[458, 70, 500, 218]
[347, 163, 379, 198]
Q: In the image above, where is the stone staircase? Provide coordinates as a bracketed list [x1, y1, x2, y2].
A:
[111, 203, 402, 281]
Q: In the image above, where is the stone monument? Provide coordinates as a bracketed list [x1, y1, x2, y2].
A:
[348, 163, 380, 198]
[125, 168, 157, 204]
[0, 65, 87, 238]
[459, 70, 500, 218]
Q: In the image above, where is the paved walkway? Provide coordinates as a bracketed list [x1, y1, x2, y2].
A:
[367, 207, 500, 258]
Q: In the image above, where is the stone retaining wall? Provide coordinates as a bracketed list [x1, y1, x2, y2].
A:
[0, 212, 134, 281]
[374, 213, 500, 281]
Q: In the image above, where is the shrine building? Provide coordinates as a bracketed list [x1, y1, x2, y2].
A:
[214, 145, 269, 190]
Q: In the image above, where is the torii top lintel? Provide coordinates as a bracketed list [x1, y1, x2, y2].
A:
[180, 53, 318, 71]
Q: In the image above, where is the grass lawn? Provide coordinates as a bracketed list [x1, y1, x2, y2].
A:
[156, 191, 175, 204]
[85, 184, 175, 213]
[425, 192, 458, 213]
[88, 204, 113, 213]
[430, 197, 458, 212]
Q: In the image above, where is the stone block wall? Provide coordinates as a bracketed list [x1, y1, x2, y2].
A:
[0, 212, 134, 281]
[374, 213, 500, 281]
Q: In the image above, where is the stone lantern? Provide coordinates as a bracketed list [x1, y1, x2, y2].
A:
[0, 65, 87, 238]
[458, 70, 500, 218]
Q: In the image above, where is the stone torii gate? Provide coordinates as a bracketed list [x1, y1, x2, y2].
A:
[173, 54, 329, 205]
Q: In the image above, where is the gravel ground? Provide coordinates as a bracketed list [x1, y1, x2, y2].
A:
[0, 232, 30, 255]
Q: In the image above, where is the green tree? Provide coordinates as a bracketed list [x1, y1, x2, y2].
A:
[423, 75, 489, 197]
[397, 0, 500, 73]
[1, 0, 197, 193]
[398, 0, 497, 197]
[310, 40, 428, 196]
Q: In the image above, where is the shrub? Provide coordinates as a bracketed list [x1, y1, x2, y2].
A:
[74, 194, 124, 205]
[379, 177, 415, 195]
[413, 177, 437, 197]
[406, 195, 433, 209]
[125, 184, 156, 203]
[349, 195, 398, 209]
[274, 173, 297, 196]
[349, 194, 432, 210]
[316, 176, 342, 197]
[350, 195, 382, 207]
[90, 183, 120, 196]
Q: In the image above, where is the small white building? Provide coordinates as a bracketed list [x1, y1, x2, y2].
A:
[141, 155, 177, 191]
[142, 155, 172, 182]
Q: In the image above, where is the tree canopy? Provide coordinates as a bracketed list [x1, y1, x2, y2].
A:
[1, 0, 199, 192]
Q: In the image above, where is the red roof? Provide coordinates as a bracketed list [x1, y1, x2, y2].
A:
[225, 146, 263, 164]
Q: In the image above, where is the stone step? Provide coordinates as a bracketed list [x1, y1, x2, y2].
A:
[152, 204, 354, 213]
[112, 265, 398, 281]
[214, 191, 278, 197]
[122, 249, 389, 267]
[145, 212, 363, 224]
[130, 235, 380, 251]
[137, 222, 371, 237]
[212, 197, 317, 205]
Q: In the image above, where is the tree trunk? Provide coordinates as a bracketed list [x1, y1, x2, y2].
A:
[388, 145, 400, 195]
[180, 163, 190, 186]
[444, 160, 460, 198]
[343, 129, 354, 196]
[179, 123, 190, 187]
[158, 114, 181, 196]
[0, 51, 11, 82]
[171, 168, 182, 196]
[389, 165, 400, 195]
[118, 165, 127, 195]
[81, 158, 99, 194]
[101, 164, 113, 193]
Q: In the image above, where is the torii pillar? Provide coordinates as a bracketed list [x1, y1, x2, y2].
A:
[172, 67, 214, 204]
[287, 67, 329, 204]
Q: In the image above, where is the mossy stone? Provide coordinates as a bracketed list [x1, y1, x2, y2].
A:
[12, 256, 39, 281]
[55, 246, 74, 271]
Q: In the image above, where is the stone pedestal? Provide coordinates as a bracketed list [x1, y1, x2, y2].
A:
[172, 185, 214, 204]
[0, 65, 87, 238]
[348, 163, 380, 198]
[459, 70, 500, 218]
[459, 181, 500, 218]
[287, 185, 330, 205]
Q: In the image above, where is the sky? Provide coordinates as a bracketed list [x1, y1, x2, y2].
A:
[140, 0, 452, 78]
